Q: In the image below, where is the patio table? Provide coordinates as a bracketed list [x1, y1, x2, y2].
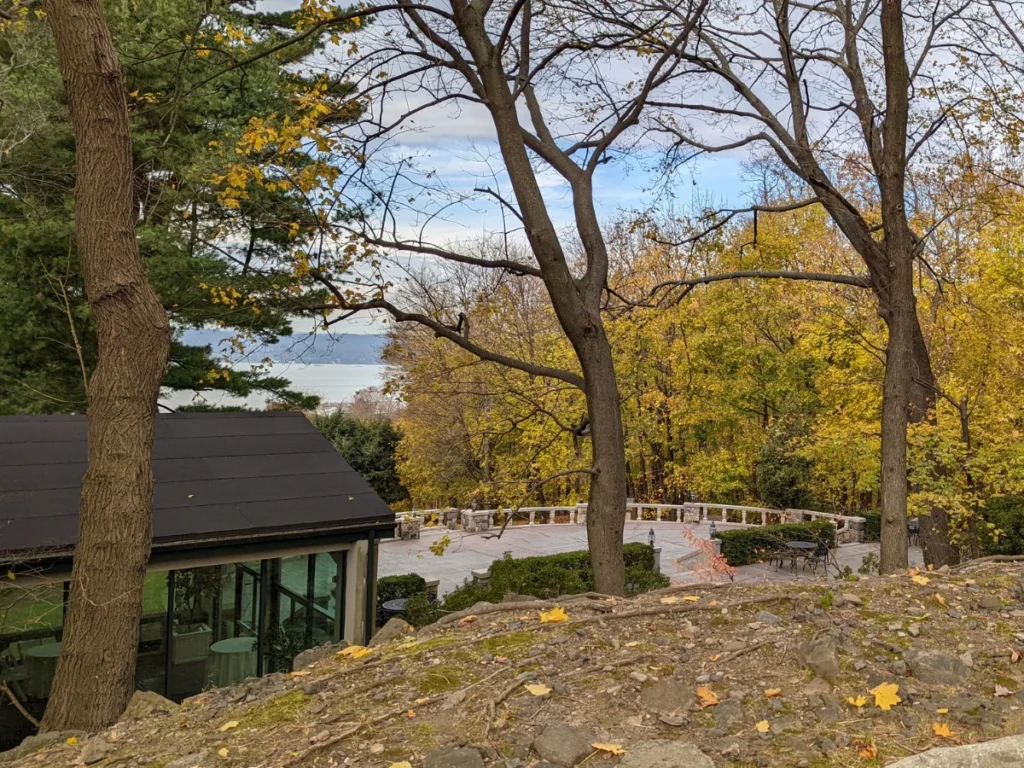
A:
[207, 636, 257, 688]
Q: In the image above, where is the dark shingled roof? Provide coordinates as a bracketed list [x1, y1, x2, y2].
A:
[0, 411, 395, 558]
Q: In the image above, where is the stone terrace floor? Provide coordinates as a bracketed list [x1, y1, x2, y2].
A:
[378, 520, 924, 595]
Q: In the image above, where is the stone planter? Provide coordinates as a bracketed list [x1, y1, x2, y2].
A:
[172, 623, 212, 665]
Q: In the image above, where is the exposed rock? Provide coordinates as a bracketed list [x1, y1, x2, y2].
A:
[619, 741, 715, 768]
[888, 734, 1024, 766]
[0, 731, 88, 765]
[721, 640, 747, 653]
[978, 595, 1003, 612]
[532, 724, 593, 766]
[908, 623, 921, 638]
[799, 637, 840, 680]
[629, 671, 648, 683]
[292, 641, 347, 671]
[658, 714, 688, 727]
[81, 737, 114, 765]
[167, 751, 212, 768]
[640, 679, 696, 716]
[803, 677, 831, 696]
[839, 593, 863, 607]
[906, 649, 971, 685]
[755, 610, 782, 626]
[368, 617, 415, 647]
[712, 699, 745, 732]
[425, 746, 486, 768]
[120, 689, 180, 721]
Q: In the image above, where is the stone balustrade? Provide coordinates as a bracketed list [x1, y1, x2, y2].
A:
[394, 502, 867, 543]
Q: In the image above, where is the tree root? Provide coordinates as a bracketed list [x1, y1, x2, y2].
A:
[566, 594, 811, 627]
[420, 592, 613, 635]
[950, 555, 1024, 572]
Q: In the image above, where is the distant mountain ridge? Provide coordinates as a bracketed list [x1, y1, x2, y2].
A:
[181, 329, 387, 365]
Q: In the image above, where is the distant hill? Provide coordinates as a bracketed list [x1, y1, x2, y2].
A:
[181, 329, 387, 365]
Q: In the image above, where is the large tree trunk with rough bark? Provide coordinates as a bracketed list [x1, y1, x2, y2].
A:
[40, 0, 171, 731]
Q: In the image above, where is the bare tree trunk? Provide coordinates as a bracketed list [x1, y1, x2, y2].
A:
[40, 0, 171, 731]
[579, 334, 628, 596]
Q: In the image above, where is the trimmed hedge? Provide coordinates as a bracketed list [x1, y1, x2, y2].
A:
[715, 520, 836, 566]
[861, 511, 881, 542]
[980, 496, 1024, 556]
[376, 573, 427, 626]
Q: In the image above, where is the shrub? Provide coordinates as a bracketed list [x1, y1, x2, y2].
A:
[980, 496, 1024, 556]
[861, 510, 881, 542]
[376, 573, 427, 626]
[714, 520, 836, 566]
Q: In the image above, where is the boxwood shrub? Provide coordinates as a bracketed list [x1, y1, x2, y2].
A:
[376, 573, 427, 626]
[714, 520, 836, 566]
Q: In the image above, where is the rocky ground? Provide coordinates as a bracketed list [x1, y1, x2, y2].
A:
[7, 561, 1024, 768]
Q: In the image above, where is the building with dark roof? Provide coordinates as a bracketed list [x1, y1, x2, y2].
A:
[0, 412, 394, 745]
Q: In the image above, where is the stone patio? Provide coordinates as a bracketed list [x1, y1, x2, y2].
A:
[379, 521, 923, 595]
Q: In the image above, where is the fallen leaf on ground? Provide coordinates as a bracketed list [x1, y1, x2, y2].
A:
[389, 763, 413, 768]
[932, 722, 955, 738]
[755, 720, 770, 733]
[406, 709, 416, 718]
[65, 737, 77, 746]
[218, 721, 239, 732]
[764, 688, 783, 698]
[338, 645, 373, 659]
[697, 686, 719, 708]
[414, 696, 431, 704]
[708, 600, 719, 607]
[660, 596, 680, 604]
[709, 654, 721, 662]
[995, 684, 1014, 697]
[846, 695, 868, 708]
[912, 574, 931, 586]
[218, 748, 229, 757]
[289, 670, 310, 677]
[458, 615, 478, 627]
[936, 708, 949, 714]
[592, 743, 627, 755]
[525, 684, 552, 697]
[871, 682, 902, 711]
[935, 593, 947, 606]
[908, 567, 920, 576]
[683, 595, 701, 602]
[539, 606, 568, 623]
[859, 742, 878, 759]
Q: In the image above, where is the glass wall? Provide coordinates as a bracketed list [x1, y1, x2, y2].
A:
[262, 553, 340, 674]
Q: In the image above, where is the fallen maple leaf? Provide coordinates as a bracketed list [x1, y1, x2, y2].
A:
[592, 743, 627, 755]
[755, 720, 770, 733]
[846, 695, 868, 708]
[859, 742, 878, 759]
[871, 682, 902, 711]
[908, 567, 921, 576]
[218, 747, 229, 757]
[406, 709, 416, 719]
[936, 708, 949, 714]
[911, 574, 931, 586]
[995, 684, 1014, 697]
[525, 683, 552, 697]
[683, 595, 701, 602]
[932, 722, 955, 738]
[389, 762, 413, 768]
[218, 720, 239, 732]
[338, 645, 373, 660]
[764, 688, 783, 698]
[539, 606, 568, 623]
[660, 596, 680, 605]
[65, 737, 78, 746]
[935, 593, 947, 606]
[697, 686, 719, 708]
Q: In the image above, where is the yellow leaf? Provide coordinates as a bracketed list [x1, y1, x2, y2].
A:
[525, 683, 552, 697]
[539, 606, 568, 623]
[660, 596, 680, 604]
[709, 654, 721, 662]
[908, 567, 920, 576]
[406, 709, 416, 718]
[935, 593, 947, 606]
[912, 574, 931, 586]
[846, 695, 868, 708]
[697, 686, 719, 708]
[414, 697, 431, 704]
[764, 688, 783, 698]
[871, 682, 902, 711]
[289, 670, 310, 677]
[683, 595, 701, 602]
[389, 763, 413, 768]
[936, 708, 949, 714]
[219, 747, 229, 757]
[932, 722, 955, 738]
[458, 615, 478, 627]
[218, 720, 239, 732]
[755, 719, 770, 733]
[338, 645, 373, 659]
[859, 742, 878, 759]
[592, 743, 627, 755]
[65, 737, 78, 745]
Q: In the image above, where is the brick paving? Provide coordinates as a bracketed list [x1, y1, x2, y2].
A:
[379, 521, 923, 595]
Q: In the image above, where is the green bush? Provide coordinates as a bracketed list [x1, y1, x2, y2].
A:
[861, 510, 881, 542]
[714, 520, 836, 566]
[376, 573, 427, 626]
[980, 496, 1024, 556]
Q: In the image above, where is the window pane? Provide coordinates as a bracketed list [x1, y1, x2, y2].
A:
[136, 572, 168, 695]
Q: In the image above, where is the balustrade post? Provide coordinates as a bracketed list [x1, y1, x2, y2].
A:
[741, 510, 747, 525]
[529, 510, 536, 525]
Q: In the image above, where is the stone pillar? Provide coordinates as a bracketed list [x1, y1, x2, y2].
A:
[471, 568, 491, 587]
[653, 547, 662, 574]
[846, 517, 866, 544]
[462, 509, 491, 533]
[576, 503, 587, 525]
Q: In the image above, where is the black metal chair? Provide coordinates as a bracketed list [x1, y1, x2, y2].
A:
[907, 518, 920, 547]
[803, 538, 831, 574]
